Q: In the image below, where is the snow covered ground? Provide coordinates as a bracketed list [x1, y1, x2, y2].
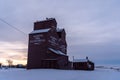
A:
[0, 67, 120, 80]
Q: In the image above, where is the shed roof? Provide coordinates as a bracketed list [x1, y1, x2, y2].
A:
[73, 59, 88, 62]
[30, 28, 51, 34]
[56, 28, 64, 32]
[48, 48, 66, 56]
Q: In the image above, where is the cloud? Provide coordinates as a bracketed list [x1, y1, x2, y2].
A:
[0, 41, 27, 64]
[0, 0, 120, 65]
[9, 54, 27, 60]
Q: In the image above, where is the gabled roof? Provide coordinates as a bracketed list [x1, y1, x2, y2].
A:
[73, 59, 88, 62]
[48, 48, 67, 56]
[29, 28, 51, 34]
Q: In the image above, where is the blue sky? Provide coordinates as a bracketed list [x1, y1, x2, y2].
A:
[0, 0, 120, 65]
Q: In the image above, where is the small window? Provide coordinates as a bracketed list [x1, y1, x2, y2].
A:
[57, 32, 62, 38]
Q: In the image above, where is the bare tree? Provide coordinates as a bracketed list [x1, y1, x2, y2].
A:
[0, 63, 2, 69]
[7, 59, 13, 68]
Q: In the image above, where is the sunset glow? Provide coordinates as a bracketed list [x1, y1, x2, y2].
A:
[0, 41, 27, 65]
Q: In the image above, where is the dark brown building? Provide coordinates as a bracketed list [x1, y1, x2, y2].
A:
[72, 58, 94, 70]
[27, 18, 69, 69]
[27, 18, 94, 70]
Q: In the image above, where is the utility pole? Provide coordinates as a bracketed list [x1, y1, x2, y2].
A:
[72, 56, 74, 69]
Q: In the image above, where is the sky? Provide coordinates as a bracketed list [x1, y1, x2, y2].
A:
[0, 0, 120, 65]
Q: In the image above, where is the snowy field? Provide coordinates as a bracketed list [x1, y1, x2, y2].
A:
[0, 67, 120, 80]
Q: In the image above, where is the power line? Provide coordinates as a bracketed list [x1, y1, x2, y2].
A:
[0, 18, 27, 35]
